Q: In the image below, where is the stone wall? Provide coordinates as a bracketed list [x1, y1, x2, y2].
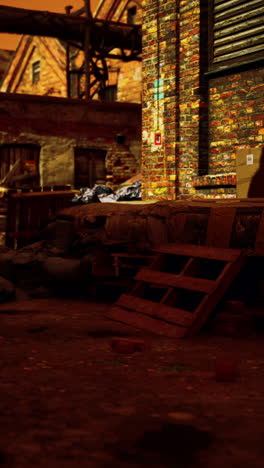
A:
[0, 93, 141, 189]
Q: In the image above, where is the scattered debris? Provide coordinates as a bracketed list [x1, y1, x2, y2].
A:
[72, 180, 142, 205]
[0, 275, 15, 303]
[27, 326, 49, 334]
[111, 337, 147, 354]
[114, 422, 213, 466]
[215, 358, 238, 382]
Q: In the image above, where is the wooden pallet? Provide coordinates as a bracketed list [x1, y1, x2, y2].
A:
[107, 243, 245, 338]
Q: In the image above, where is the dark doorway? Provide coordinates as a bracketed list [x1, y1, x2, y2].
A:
[0, 143, 40, 188]
[74, 148, 107, 189]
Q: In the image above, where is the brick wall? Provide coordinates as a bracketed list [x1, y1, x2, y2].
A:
[142, 0, 203, 199]
[70, 0, 142, 104]
[209, 69, 264, 174]
[70, 51, 142, 104]
[178, 0, 201, 199]
[142, 0, 179, 200]
[0, 93, 141, 189]
[141, 0, 264, 200]
[1, 37, 67, 98]
[1, 0, 142, 105]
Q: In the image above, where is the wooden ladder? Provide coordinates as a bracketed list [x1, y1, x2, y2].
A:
[107, 243, 245, 338]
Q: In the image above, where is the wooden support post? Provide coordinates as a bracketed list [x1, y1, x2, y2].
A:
[84, 0, 92, 99]
[65, 6, 73, 99]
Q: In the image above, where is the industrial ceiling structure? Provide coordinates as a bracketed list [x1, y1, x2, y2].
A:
[0, 2, 142, 98]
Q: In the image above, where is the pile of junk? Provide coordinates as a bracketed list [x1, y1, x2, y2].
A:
[72, 176, 142, 205]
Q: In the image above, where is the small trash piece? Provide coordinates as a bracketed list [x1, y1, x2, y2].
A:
[72, 181, 141, 204]
[27, 326, 49, 334]
[115, 179, 142, 201]
[213, 312, 253, 337]
[215, 358, 238, 382]
[72, 185, 115, 205]
[111, 337, 147, 354]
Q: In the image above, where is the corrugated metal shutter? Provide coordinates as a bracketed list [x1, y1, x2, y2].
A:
[212, 0, 264, 65]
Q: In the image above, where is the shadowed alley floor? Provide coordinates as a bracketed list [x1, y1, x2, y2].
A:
[0, 299, 263, 467]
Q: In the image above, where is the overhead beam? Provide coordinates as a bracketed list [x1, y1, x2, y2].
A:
[0, 5, 142, 53]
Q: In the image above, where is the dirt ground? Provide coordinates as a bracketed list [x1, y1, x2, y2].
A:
[0, 298, 264, 468]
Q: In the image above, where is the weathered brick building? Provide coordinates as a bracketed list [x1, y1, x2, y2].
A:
[0, 0, 142, 104]
[1, 0, 263, 200]
[69, 0, 142, 103]
[0, 49, 14, 86]
[142, 0, 264, 200]
[0, 1, 142, 190]
[0, 92, 141, 189]
[1, 36, 67, 97]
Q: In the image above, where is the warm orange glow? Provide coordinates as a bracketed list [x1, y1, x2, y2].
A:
[0, 0, 100, 50]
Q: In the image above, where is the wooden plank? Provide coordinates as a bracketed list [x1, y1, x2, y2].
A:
[214, 24, 264, 47]
[108, 306, 187, 338]
[186, 254, 246, 337]
[215, 0, 257, 10]
[214, 5, 264, 30]
[168, 212, 187, 243]
[152, 243, 241, 262]
[206, 207, 236, 248]
[136, 269, 215, 294]
[38, 196, 51, 229]
[214, 0, 263, 21]
[180, 257, 198, 275]
[213, 43, 264, 63]
[7, 230, 39, 239]
[17, 199, 30, 248]
[5, 196, 17, 248]
[117, 294, 194, 327]
[215, 15, 264, 39]
[214, 34, 264, 58]
[111, 253, 154, 259]
[160, 286, 174, 304]
[148, 253, 165, 270]
[130, 280, 145, 296]
[10, 190, 75, 199]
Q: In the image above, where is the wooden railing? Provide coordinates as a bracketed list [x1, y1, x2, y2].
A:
[5, 189, 76, 248]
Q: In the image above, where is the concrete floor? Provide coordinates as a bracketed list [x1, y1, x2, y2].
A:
[0, 298, 263, 468]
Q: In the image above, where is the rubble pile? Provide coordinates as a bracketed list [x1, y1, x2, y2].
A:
[1, 199, 264, 331]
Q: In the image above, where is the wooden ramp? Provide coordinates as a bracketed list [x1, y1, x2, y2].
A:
[107, 244, 245, 338]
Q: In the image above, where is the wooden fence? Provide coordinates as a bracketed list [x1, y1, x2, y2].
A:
[5, 189, 76, 248]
